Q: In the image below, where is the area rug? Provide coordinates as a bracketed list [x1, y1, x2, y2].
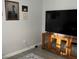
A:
[18, 53, 44, 59]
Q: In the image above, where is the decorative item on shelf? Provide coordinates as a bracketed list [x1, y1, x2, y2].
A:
[60, 40, 67, 56]
[5, 1, 19, 20]
[52, 38, 56, 48]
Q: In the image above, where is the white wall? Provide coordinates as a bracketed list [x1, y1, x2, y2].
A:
[42, 0, 77, 32]
[2, 0, 42, 56]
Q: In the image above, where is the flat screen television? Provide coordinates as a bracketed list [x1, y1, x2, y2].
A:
[45, 9, 77, 36]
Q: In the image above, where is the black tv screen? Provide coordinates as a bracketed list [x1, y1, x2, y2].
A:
[45, 9, 77, 36]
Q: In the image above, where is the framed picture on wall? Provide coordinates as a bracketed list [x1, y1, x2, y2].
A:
[5, 1, 19, 20]
[22, 5, 28, 20]
[22, 5, 28, 12]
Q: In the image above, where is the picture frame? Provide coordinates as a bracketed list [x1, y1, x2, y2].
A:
[22, 5, 28, 12]
[5, 1, 19, 20]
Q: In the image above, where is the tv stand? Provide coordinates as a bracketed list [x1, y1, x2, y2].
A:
[42, 32, 77, 59]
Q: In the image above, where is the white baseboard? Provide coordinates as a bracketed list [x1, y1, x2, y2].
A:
[3, 43, 41, 59]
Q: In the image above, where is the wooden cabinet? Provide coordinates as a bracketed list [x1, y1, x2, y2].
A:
[42, 32, 77, 59]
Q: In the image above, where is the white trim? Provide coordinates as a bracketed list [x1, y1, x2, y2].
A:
[3, 43, 41, 59]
